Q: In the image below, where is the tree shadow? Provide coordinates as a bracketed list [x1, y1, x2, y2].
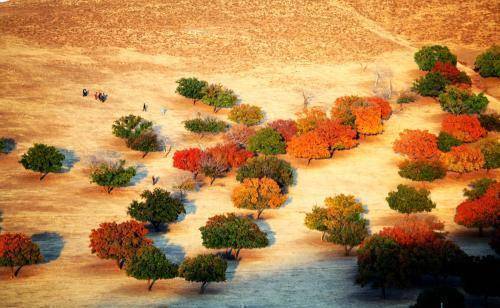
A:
[1, 138, 16, 154]
[254, 219, 276, 247]
[177, 198, 197, 223]
[148, 233, 185, 265]
[129, 163, 148, 186]
[57, 148, 80, 173]
[31, 232, 65, 263]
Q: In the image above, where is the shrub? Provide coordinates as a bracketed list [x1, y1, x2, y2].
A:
[314, 119, 358, 151]
[199, 153, 229, 185]
[411, 287, 465, 308]
[393, 129, 439, 161]
[228, 104, 264, 126]
[231, 177, 287, 219]
[205, 143, 253, 169]
[412, 72, 449, 97]
[126, 131, 160, 158]
[295, 107, 328, 134]
[287, 131, 331, 164]
[90, 160, 136, 194]
[0, 233, 43, 278]
[172, 148, 203, 178]
[398, 160, 446, 182]
[125, 245, 178, 291]
[201, 84, 237, 112]
[128, 188, 186, 231]
[19, 144, 65, 180]
[331, 96, 363, 127]
[172, 175, 197, 200]
[353, 104, 383, 135]
[268, 119, 297, 141]
[199, 213, 268, 259]
[89, 220, 152, 268]
[414, 45, 457, 71]
[175, 77, 208, 104]
[178, 254, 227, 294]
[246, 127, 286, 155]
[379, 218, 440, 246]
[236, 156, 294, 190]
[386, 184, 436, 215]
[223, 125, 256, 147]
[478, 113, 500, 132]
[183, 117, 228, 135]
[431, 61, 471, 85]
[441, 114, 487, 142]
[437, 132, 463, 152]
[474, 45, 500, 77]
[396, 92, 416, 106]
[475, 137, 500, 170]
[438, 87, 489, 115]
[441, 144, 485, 173]
[112, 115, 152, 139]
[366, 97, 392, 120]
[463, 178, 496, 201]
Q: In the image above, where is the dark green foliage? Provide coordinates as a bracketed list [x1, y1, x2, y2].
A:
[479, 139, 500, 170]
[438, 87, 489, 114]
[112, 115, 152, 139]
[201, 84, 238, 112]
[478, 113, 500, 132]
[183, 117, 228, 135]
[199, 213, 268, 259]
[411, 287, 465, 308]
[128, 188, 186, 231]
[412, 72, 449, 97]
[437, 132, 463, 152]
[126, 131, 161, 158]
[236, 156, 294, 190]
[175, 77, 208, 104]
[90, 160, 136, 194]
[178, 254, 227, 294]
[474, 45, 500, 77]
[463, 178, 496, 201]
[125, 245, 178, 291]
[414, 45, 457, 71]
[460, 255, 500, 304]
[386, 184, 436, 214]
[19, 144, 65, 180]
[397, 95, 416, 105]
[398, 160, 446, 182]
[246, 127, 286, 155]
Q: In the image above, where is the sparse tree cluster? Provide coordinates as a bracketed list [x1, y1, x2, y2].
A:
[112, 115, 160, 157]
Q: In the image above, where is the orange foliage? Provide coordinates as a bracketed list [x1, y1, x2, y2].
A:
[295, 107, 327, 134]
[393, 129, 439, 161]
[454, 183, 500, 232]
[352, 104, 383, 135]
[268, 119, 297, 142]
[287, 131, 331, 164]
[441, 114, 487, 142]
[441, 144, 485, 173]
[315, 119, 358, 150]
[366, 97, 392, 120]
[205, 143, 253, 169]
[231, 177, 287, 218]
[379, 218, 440, 246]
[331, 95, 363, 125]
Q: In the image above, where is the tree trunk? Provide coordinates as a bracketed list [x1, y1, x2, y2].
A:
[10, 266, 14, 278]
[142, 151, 148, 158]
[210, 177, 215, 185]
[321, 232, 326, 241]
[307, 158, 312, 165]
[200, 281, 208, 294]
[193, 99, 197, 105]
[148, 279, 156, 291]
[193, 172, 198, 180]
[213, 106, 218, 113]
[118, 259, 125, 269]
[256, 210, 263, 219]
[14, 265, 24, 277]
[107, 186, 114, 194]
[40, 172, 48, 181]
[225, 248, 232, 258]
[235, 248, 241, 260]
[344, 246, 353, 256]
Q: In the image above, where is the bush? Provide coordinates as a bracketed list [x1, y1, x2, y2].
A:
[438, 87, 489, 115]
[393, 129, 439, 161]
[172, 148, 203, 178]
[246, 127, 286, 155]
[397, 92, 416, 106]
[126, 131, 161, 158]
[475, 137, 500, 170]
[478, 113, 500, 132]
[411, 287, 465, 308]
[295, 107, 328, 134]
[19, 143, 65, 180]
[267, 119, 297, 141]
[0, 233, 43, 278]
[412, 72, 449, 97]
[128, 188, 186, 231]
[474, 45, 500, 77]
[223, 124, 256, 147]
[463, 178, 496, 201]
[441, 144, 485, 173]
[231, 177, 287, 219]
[201, 84, 237, 112]
[90, 160, 136, 194]
[178, 254, 227, 294]
[331, 96, 363, 127]
[205, 143, 253, 169]
[199, 153, 229, 185]
[441, 114, 487, 142]
[175, 77, 208, 104]
[228, 104, 264, 126]
[112, 115, 152, 139]
[236, 156, 294, 190]
[386, 184, 436, 215]
[314, 119, 358, 151]
[398, 160, 446, 182]
[437, 132, 463, 152]
[125, 245, 178, 291]
[353, 104, 383, 135]
[431, 61, 471, 85]
[183, 117, 228, 135]
[366, 97, 392, 120]
[414, 45, 457, 71]
[287, 131, 331, 164]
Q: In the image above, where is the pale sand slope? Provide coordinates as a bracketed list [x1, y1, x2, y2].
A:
[0, 34, 499, 308]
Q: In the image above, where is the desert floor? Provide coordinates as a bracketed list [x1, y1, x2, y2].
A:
[0, 1, 499, 307]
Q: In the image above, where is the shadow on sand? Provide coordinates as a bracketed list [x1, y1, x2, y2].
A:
[31, 232, 65, 263]
[57, 148, 80, 173]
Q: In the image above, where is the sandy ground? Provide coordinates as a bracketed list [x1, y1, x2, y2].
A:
[0, 1, 499, 307]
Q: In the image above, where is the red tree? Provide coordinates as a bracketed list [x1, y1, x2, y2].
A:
[223, 124, 256, 147]
[379, 218, 441, 246]
[315, 119, 358, 152]
[268, 119, 298, 141]
[89, 220, 152, 268]
[0, 233, 43, 278]
[366, 97, 392, 120]
[393, 129, 439, 161]
[287, 131, 331, 164]
[173, 148, 203, 178]
[441, 114, 487, 142]
[206, 143, 253, 169]
[431, 61, 470, 85]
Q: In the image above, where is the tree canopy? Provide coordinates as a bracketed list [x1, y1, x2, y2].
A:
[19, 143, 65, 180]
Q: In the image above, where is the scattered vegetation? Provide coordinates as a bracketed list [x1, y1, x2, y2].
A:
[441, 114, 487, 142]
[246, 127, 286, 155]
[90, 160, 137, 194]
[19, 143, 65, 180]
[441, 144, 485, 173]
[0, 233, 43, 278]
[228, 104, 264, 126]
[173, 148, 203, 178]
[236, 156, 294, 191]
[112, 115, 152, 139]
[183, 117, 228, 135]
[267, 119, 297, 141]
[478, 113, 500, 132]
[175, 77, 208, 104]
[438, 87, 488, 115]
[398, 160, 446, 182]
[414, 45, 457, 71]
[178, 254, 227, 294]
[437, 132, 463, 152]
[201, 84, 237, 112]
[412, 72, 449, 97]
[393, 129, 439, 161]
[386, 184, 436, 215]
[474, 45, 500, 77]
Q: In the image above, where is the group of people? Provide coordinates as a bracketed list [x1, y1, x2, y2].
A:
[83, 88, 108, 102]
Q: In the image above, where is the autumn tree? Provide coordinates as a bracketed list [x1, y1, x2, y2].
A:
[128, 188, 186, 231]
[205, 143, 253, 169]
[112, 115, 152, 139]
[19, 144, 65, 180]
[475, 137, 500, 171]
[125, 245, 178, 291]
[463, 178, 497, 201]
[331, 96, 363, 127]
[441, 114, 487, 142]
[228, 104, 264, 126]
[478, 112, 500, 132]
[431, 61, 471, 85]
[295, 107, 328, 134]
[304, 206, 328, 241]
[231, 177, 287, 219]
[172, 148, 203, 178]
[0, 233, 43, 278]
[440, 144, 485, 174]
[352, 104, 383, 135]
[236, 156, 294, 191]
[267, 119, 297, 141]
[393, 129, 439, 161]
[314, 119, 358, 152]
[223, 124, 256, 147]
[414, 45, 457, 71]
[175, 77, 208, 104]
[287, 131, 330, 164]
[183, 117, 228, 135]
[246, 127, 286, 155]
[199, 213, 268, 259]
[366, 97, 392, 120]
[386, 184, 436, 215]
[201, 83, 237, 112]
[90, 160, 137, 194]
[199, 153, 229, 185]
[438, 87, 488, 115]
[178, 254, 227, 294]
[89, 220, 152, 268]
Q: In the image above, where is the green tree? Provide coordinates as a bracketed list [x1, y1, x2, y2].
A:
[478, 113, 500, 132]
[304, 206, 328, 241]
[199, 213, 268, 259]
[90, 160, 136, 194]
[412, 72, 449, 97]
[474, 45, 500, 77]
[19, 143, 65, 180]
[398, 160, 446, 182]
[183, 117, 228, 135]
[178, 254, 227, 294]
[126, 131, 160, 158]
[477, 138, 500, 171]
[246, 127, 286, 155]
[463, 178, 496, 201]
[128, 188, 186, 231]
[414, 45, 457, 71]
[112, 115, 153, 139]
[437, 131, 463, 152]
[386, 184, 436, 215]
[438, 87, 489, 115]
[175, 77, 208, 104]
[201, 84, 238, 112]
[236, 156, 294, 191]
[125, 245, 178, 291]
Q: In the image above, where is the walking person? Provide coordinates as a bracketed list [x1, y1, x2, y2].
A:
[143, 103, 148, 112]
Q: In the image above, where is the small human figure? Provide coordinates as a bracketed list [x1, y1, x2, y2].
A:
[83, 89, 89, 97]
[160, 107, 167, 115]
[94, 92, 99, 100]
[143, 103, 148, 112]
[152, 176, 159, 185]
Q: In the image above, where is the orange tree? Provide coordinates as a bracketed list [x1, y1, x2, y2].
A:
[295, 107, 328, 134]
[0, 233, 43, 278]
[441, 114, 487, 142]
[286, 131, 331, 165]
[352, 104, 383, 135]
[366, 97, 392, 120]
[331, 95, 363, 127]
[314, 119, 358, 152]
[441, 144, 484, 174]
[393, 129, 439, 161]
